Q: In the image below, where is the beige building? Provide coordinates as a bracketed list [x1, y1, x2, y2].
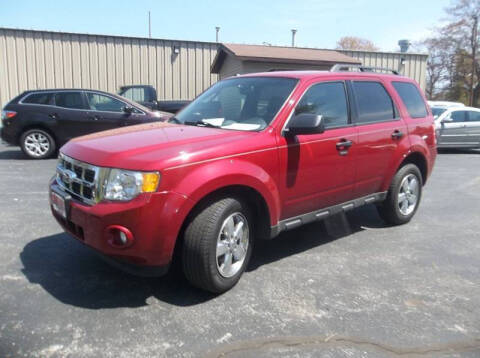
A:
[212, 43, 427, 89]
[0, 27, 428, 109]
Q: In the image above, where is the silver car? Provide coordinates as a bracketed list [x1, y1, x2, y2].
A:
[434, 106, 480, 149]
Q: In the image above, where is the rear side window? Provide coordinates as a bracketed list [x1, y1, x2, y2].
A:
[468, 111, 480, 122]
[22, 93, 54, 105]
[392, 82, 427, 118]
[352, 81, 396, 124]
[295, 82, 349, 129]
[54, 92, 86, 110]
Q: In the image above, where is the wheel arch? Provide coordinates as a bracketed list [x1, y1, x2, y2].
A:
[381, 150, 429, 192]
[18, 124, 58, 146]
[170, 183, 273, 270]
[398, 151, 428, 185]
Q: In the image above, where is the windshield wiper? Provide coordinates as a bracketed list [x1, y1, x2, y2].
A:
[184, 119, 222, 128]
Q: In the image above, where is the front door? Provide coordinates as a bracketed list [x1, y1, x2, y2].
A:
[276, 80, 357, 219]
[437, 110, 470, 146]
[84, 92, 133, 133]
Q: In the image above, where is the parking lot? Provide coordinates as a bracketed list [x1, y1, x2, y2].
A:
[0, 142, 479, 357]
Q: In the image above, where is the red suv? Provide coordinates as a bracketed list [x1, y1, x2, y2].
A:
[49, 67, 436, 293]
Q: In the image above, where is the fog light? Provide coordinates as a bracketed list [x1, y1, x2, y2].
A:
[106, 225, 134, 249]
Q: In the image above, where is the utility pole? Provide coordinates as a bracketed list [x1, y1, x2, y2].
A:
[215, 26, 220, 43]
[291, 29, 297, 47]
[148, 11, 151, 38]
[470, 15, 478, 107]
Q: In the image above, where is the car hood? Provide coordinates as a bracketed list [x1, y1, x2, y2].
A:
[61, 122, 256, 171]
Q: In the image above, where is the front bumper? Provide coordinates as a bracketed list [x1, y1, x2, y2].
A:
[49, 179, 193, 275]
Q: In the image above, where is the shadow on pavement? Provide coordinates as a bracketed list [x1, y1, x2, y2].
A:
[248, 204, 384, 271]
[20, 205, 385, 309]
[0, 148, 27, 160]
[437, 148, 480, 155]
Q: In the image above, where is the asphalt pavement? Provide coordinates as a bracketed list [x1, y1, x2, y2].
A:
[0, 142, 479, 357]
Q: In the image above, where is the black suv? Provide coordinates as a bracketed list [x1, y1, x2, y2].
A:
[1, 89, 170, 159]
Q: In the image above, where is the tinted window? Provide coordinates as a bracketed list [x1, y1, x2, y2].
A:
[54, 92, 86, 109]
[392, 82, 427, 118]
[22, 92, 54, 105]
[468, 111, 480, 122]
[121, 87, 146, 102]
[451, 111, 467, 122]
[431, 107, 447, 118]
[87, 93, 126, 112]
[295, 82, 349, 128]
[353, 81, 396, 123]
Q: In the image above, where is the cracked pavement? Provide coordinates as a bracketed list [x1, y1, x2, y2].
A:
[0, 143, 479, 357]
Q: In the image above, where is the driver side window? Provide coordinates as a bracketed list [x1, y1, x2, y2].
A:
[87, 93, 127, 113]
[295, 82, 349, 129]
[450, 111, 467, 122]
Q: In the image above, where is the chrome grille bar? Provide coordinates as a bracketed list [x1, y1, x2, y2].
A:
[56, 153, 102, 205]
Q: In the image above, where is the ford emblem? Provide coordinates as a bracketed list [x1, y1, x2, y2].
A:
[62, 169, 77, 184]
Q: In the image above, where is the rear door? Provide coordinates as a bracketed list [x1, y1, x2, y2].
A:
[465, 110, 480, 146]
[350, 79, 408, 198]
[52, 91, 91, 142]
[437, 110, 469, 146]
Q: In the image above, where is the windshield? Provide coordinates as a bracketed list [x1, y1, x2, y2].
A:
[431, 107, 447, 119]
[173, 77, 298, 131]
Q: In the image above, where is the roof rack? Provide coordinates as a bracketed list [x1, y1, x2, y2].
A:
[330, 64, 399, 75]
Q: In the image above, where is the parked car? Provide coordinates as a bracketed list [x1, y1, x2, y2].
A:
[1, 89, 171, 159]
[434, 106, 480, 149]
[49, 67, 436, 293]
[428, 100, 465, 119]
[118, 85, 190, 113]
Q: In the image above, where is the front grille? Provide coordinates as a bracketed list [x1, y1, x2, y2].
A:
[56, 154, 101, 205]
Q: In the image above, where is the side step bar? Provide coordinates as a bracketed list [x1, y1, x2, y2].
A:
[270, 192, 387, 238]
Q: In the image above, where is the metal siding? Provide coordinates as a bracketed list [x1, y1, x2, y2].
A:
[336, 49, 428, 90]
[0, 28, 424, 109]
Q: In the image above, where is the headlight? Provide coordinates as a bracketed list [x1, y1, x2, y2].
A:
[104, 169, 160, 201]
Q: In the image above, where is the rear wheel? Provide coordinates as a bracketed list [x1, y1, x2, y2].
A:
[182, 197, 253, 293]
[20, 129, 56, 159]
[377, 164, 422, 225]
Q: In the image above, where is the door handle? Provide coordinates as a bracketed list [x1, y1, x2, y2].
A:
[336, 139, 353, 156]
[49, 113, 58, 119]
[391, 130, 404, 139]
[88, 115, 101, 121]
[336, 139, 353, 149]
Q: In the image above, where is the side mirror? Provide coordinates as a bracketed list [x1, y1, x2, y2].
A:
[284, 114, 325, 136]
[123, 106, 134, 114]
[441, 115, 452, 123]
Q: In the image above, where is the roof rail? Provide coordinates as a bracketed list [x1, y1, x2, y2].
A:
[330, 64, 399, 75]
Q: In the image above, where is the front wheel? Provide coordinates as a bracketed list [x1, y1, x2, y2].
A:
[182, 197, 253, 293]
[377, 164, 423, 225]
[20, 129, 56, 159]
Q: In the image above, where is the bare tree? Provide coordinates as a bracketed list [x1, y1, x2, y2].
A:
[443, 0, 480, 105]
[336, 36, 379, 51]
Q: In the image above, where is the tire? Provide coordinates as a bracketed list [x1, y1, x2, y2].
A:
[20, 129, 56, 159]
[182, 197, 254, 293]
[376, 164, 423, 225]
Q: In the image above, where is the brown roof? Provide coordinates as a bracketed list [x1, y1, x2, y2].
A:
[211, 43, 361, 73]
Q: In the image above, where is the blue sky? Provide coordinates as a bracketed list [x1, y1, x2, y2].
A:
[1, 0, 451, 51]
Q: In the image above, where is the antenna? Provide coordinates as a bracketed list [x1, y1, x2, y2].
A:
[148, 11, 151, 38]
[291, 29, 297, 47]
